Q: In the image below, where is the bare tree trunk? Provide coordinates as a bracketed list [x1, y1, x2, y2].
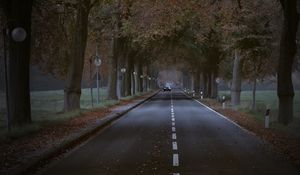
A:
[211, 70, 218, 98]
[64, 0, 90, 112]
[252, 79, 257, 111]
[203, 73, 208, 97]
[207, 72, 212, 98]
[277, 0, 298, 124]
[125, 52, 133, 96]
[4, 0, 33, 126]
[193, 70, 200, 93]
[231, 49, 242, 109]
[107, 37, 119, 100]
[132, 63, 137, 95]
[191, 74, 194, 92]
[137, 61, 143, 92]
[199, 72, 204, 93]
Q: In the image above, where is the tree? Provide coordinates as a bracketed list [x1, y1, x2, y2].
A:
[1, 0, 33, 127]
[277, 0, 299, 124]
[64, 0, 93, 111]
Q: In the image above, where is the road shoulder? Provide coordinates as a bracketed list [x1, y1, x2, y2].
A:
[0, 91, 159, 175]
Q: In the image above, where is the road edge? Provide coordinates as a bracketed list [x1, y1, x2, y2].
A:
[181, 91, 257, 137]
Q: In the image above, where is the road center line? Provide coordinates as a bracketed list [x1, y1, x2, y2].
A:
[172, 118, 175, 122]
[172, 133, 177, 140]
[172, 122, 175, 126]
[173, 154, 179, 166]
[172, 126, 176, 132]
[172, 142, 178, 150]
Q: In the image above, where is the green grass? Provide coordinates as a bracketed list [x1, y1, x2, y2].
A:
[220, 90, 300, 118]
[219, 90, 300, 138]
[0, 88, 120, 137]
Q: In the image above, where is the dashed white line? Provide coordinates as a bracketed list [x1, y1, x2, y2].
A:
[172, 126, 176, 132]
[171, 118, 175, 122]
[172, 142, 178, 150]
[172, 122, 175, 126]
[173, 154, 179, 166]
[172, 133, 177, 140]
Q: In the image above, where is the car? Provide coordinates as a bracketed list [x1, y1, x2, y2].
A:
[163, 86, 171, 91]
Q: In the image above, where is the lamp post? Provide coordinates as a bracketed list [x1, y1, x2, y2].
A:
[215, 77, 221, 98]
[148, 77, 151, 91]
[140, 75, 144, 92]
[89, 58, 94, 108]
[132, 71, 137, 95]
[94, 51, 101, 104]
[3, 25, 27, 131]
[121, 68, 126, 97]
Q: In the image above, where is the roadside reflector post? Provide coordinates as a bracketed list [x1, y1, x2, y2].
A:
[265, 109, 270, 128]
[192, 90, 195, 97]
[222, 96, 226, 109]
[200, 91, 203, 99]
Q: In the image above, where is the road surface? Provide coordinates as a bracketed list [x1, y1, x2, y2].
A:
[38, 90, 299, 175]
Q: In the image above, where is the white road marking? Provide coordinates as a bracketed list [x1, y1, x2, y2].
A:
[173, 154, 179, 166]
[172, 126, 176, 132]
[173, 173, 180, 175]
[172, 118, 175, 122]
[172, 133, 177, 140]
[172, 122, 175, 126]
[172, 142, 178, 150]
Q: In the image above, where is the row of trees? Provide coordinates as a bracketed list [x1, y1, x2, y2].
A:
[0, 0, 299, 127]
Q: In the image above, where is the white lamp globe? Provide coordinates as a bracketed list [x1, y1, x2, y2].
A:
[11, 27, 27, 42]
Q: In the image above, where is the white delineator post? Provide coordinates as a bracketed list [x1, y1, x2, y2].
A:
[222, 96, 226, 109]
[265, 109, 270, 128]
[200, 91, 203, 99]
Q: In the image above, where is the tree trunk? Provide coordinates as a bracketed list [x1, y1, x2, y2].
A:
[210, 70, 218, 98]
[125, 52, 133, 96]
[207, 72, 212, 98]
[64, 0, 91, 112]
[138, 62, 143, 92]
[199, 72, 204, 93]
[107, 37, 119, 100]
[277, 0, 298, 125]
[202, 73, 208, 97]
[132, 63, 137, 95]
[5, 0, 33, 126]
[190, 74, 194, 91]
[231, 49, 242, 109]
[193, 71, 200, 93]
[252, 79, 257, 111]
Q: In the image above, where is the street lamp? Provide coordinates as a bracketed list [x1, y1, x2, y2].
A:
[132, 72, 137, 95]
[3, 25, 27, 131]
[11, 27, 27, 42]
[120, 68, 126, 97]
[94, 52, 101, 104]
[215, 77, 221, 98]
[121, 68, 126, 74]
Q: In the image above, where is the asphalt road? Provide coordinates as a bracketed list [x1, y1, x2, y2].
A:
[38, 90, 299, 175]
